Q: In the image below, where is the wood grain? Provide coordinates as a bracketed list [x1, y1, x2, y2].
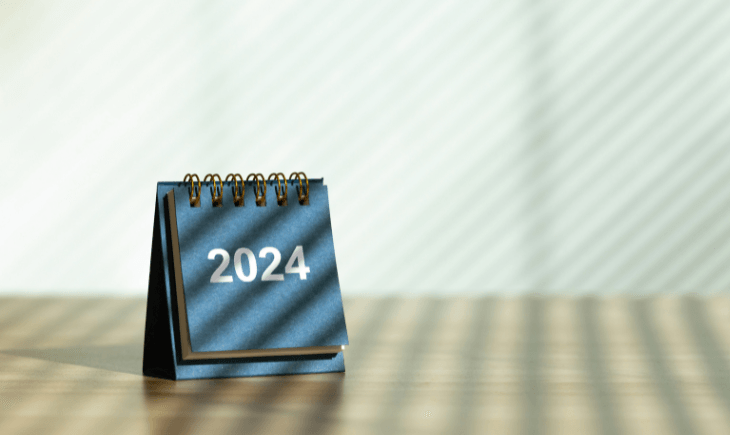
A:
[0, 296, 729, 435]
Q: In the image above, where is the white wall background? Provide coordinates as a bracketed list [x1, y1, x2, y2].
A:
[1, 0, 729, 295]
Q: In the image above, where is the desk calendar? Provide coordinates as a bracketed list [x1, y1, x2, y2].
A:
[143, 173, 349, 380]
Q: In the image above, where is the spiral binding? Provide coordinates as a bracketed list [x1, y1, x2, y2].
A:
[203, 174, 223, 207]
[269, 172, 288, 206]
[290, 172, 309, 205]
[225, 173, 244, 206]
[182, 172, 310, 207]
[246, 173, 266, 206]
[183, 173, 201, 207]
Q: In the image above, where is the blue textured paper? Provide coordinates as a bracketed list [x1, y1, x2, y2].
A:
[171, 179, 349, 353]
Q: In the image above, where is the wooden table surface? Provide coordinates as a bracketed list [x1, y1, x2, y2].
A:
[1, 296, 730, 434]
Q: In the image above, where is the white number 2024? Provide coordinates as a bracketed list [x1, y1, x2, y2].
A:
[208, 246, 310, 283]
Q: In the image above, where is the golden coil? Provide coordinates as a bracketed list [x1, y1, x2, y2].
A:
[183, 173, 201, 207]
[225, 173, 244, 206]
[247, 173, 266, 206]
[203, 174, 223, 207]
[268, 172, 288, 206]
[182, 172, 310, 207]
[289, 172, 309, 205]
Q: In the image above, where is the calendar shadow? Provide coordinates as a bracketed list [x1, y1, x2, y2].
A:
[0, 344, 143, 375]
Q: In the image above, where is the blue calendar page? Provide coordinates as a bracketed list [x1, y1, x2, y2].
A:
[169, 179, 349, 355]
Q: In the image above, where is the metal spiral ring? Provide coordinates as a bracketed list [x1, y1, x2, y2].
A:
[204, 173, 223, 206]
[268, 172, 288, 205]
[225, 173, 244, 206]
[289, 172, 309, 204]
[183, 173, 201, 207]
[247, 173, 267, 206]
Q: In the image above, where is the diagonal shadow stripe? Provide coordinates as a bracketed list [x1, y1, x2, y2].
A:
[630, 299, 696, 435]
[338, 297, 397, 374]
[522, 296, 545, 435]
[556, 17, 730, 291]
[629, 164, 730, 291]
[145, 377, 238, 435]
[0, 298, 146, 435]
[290, 4, 533, 292]
[291, 1, 520, 179]
[550, 33, 729, 244]
[147, 299, 383, 435]
[190, 211, 338, 352]
[681, 298, 730, 418]
[551, 1, 722, 154]
[195, 298, 396, 435]
[520, 3, 729, 288]
[321, 3, 523, 287]
[374, 298, 445, 434]
[216, 313, 347, 435]
[450, 297, 495, 435]
[579, 297, 623, 435]
[420, 47, 728, 292]
[549, 1, 717, 145]
[163, 182, 333, 350]
[693, 226, 730, 293]
[295, 298, 396, 435]
[542, 70, 728, 293]
[557, 116, 730, 293]
[521, 0, 557, 291]
[197, 1, 422, 150]
[0, 298, 53, 336]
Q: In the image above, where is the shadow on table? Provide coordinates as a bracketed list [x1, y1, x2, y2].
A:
[0, 344, 143, 375]
[143, 372, 345, 435]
